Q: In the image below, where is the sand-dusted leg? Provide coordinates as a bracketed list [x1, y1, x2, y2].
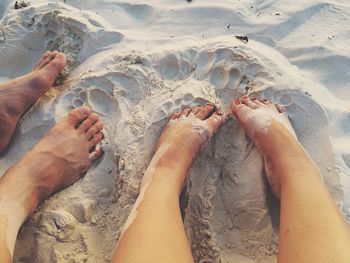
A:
[0, 51, 66, 153]
[0, 106, 104, 262]
[112, 103, 227, 263]
[231, 96, 350, 263]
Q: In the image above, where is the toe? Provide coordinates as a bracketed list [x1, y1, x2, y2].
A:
[89, 132, 104, 149]
[170, 112, 181, 120]
[251, 96, 258, 103]
[260, 98, 269, 105]
[86, 121, 104, 140]
[180, 108, 192, 118]
[37, 52, 56, 70]
[89, 148, 104, 161]
[205, 111, 228, 134]
[65, 106, 92, 127]
[231, 99, 253, 123]
[242, 96, 258, 109]
[260, 98, 276, 110]
[33, 51, 52, 71]
[252, 97, 265, 106]
[195, 103, 216, 120]
[231, 98, 242, 114]
[275, 103, 287, 113]
[191, 106, 202, 115]
[78, 113, 99, 132]
[43, 52, 67, 75]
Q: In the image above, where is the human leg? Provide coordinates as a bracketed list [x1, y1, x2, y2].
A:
[0, 106, 104, 262]
[231, 96, 350, 263]
[0, 51, 66, 153]
[112, 104, 227, 263]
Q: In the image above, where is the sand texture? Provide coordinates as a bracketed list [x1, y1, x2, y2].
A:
[0, 0, 349, 262]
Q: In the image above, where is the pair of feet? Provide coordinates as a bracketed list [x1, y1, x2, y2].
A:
[0, 51, 295, 217]
[0, 51, 105, 214]
[159, 96, 295, 196]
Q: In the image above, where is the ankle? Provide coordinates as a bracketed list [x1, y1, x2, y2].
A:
[154, 143, 194, 173]
[141, 146, 192, 195]
[263, 138, 321, 193]
[255, 121, 297, 154]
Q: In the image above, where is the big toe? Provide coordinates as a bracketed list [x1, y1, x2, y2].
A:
[33, 51, 53, 71]
[242, 96, 258, 109]
[65, 106, 92, 127]
[275, 103, 286, 113]
[45, 52, 67, 74]
[231, 98, 253, 123]
[195, 103, 216, 120]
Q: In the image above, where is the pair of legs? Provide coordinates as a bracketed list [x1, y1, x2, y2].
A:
[0, 51, 349, 263]
[0, 52, 104, 262]
[112, 98, 350, 262]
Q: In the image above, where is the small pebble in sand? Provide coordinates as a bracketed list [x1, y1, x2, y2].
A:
[235, 35, 249, 44]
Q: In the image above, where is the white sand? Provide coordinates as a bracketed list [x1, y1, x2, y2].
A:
[0, 0, 349, 262]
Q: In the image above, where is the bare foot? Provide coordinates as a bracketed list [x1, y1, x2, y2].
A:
[0, 51, 66, 153]
[0, 106, 104, 214]
[0, 106, 104, 259]
[151, 103, 227, 191]
[231, 96, 298, 197]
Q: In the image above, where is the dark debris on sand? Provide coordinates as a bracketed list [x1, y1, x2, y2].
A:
[235, 35, 249, 44]
[14, 1, 30, 10]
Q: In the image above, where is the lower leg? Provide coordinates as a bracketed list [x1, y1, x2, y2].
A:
[263, 124, 350, 263]
[0, 107, 104, 262]
[231, 96, 350, 263]
[112, 104, 226, 263]
[113, 158, 195, 263]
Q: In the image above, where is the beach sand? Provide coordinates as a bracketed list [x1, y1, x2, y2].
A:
[0, 0, 349, 262]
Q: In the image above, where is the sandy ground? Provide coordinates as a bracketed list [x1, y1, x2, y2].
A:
[0, 0, 350, 262]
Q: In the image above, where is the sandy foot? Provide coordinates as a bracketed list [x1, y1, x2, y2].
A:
[231, 96, 297, 196]
[147, 103, 227, 191]
[0, 106, 104, 259]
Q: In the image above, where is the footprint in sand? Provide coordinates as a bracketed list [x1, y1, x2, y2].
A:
[56, 87, 121, 126]
[0, 2, 123, 77]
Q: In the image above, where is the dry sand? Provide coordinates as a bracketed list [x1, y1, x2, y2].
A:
[0, 0, 349, 262]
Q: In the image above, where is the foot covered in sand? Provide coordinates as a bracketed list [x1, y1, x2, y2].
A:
[1, 106, 104, 215]
[231, 96, 298, 197]
[0, 51, 66, 153]
[154, 103, 227, 191]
